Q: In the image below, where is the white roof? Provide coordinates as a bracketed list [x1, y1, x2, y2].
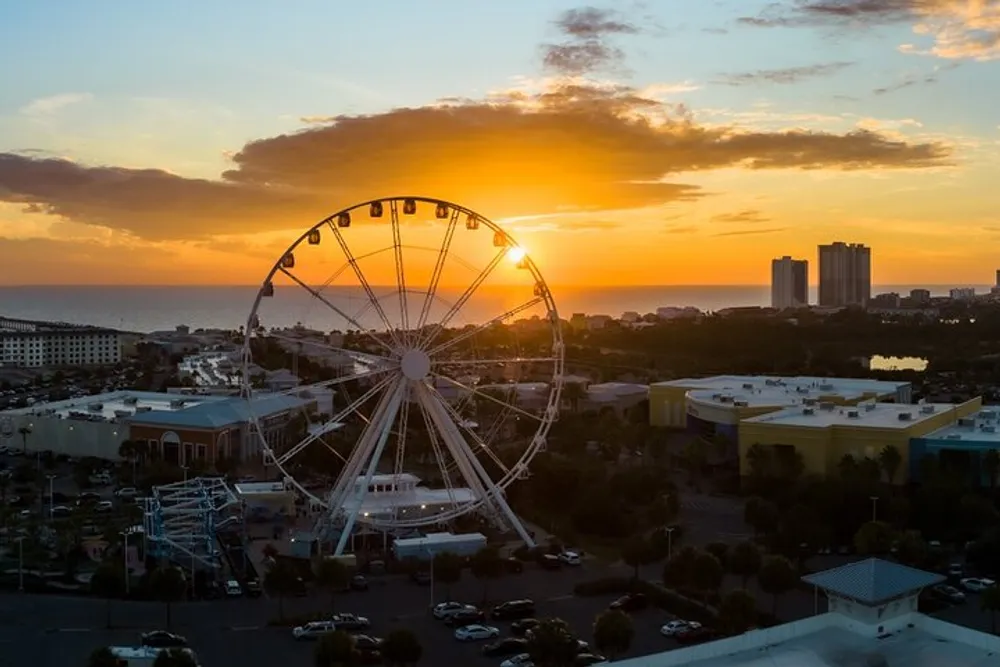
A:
[394, 532, 487, 547]
[351, 487, 476, 513]
[742, 402, 958, 430]
[612, 612, 1000, 667]
[587, 382, 649, 397]
[3, 389, 225, 421]
[653, 375, 907, 397]
[921, 408, 1000, 444]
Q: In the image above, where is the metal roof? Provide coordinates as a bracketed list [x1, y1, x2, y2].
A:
[126, 394, 311, 429]
[801, 558, 944, 605]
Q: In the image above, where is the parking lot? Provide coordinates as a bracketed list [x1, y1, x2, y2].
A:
[0, 557, 696, 667]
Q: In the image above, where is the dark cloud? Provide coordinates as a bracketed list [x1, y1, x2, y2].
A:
[717, 62, 853, 86]
[0, 82, 953, 242]
[873, 62, 960, 94]
[711, 209, 771, 224]
[664, 225, 698, 234]
[714, 227, 788, 237]
[737, 0, 931, 28]
[542, 7, 638, 75]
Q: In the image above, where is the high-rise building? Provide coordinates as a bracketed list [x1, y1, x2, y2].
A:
[995, 269, 999, 288]
[771, 256, 808, 309]
[818, 242, 871, 307]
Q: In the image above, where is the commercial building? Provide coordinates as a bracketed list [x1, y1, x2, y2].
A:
[649, 375, 911, 434]
[0, 316, 121, 369]
[910, 407, 1000, 485]
[738, 399, 981, 482]
[818, 242, 871, 307]
[0, 389, 313, 464]
[950, 287, 976, 301]
[615, 558, 998, 667]
[770, 256, 808, 309]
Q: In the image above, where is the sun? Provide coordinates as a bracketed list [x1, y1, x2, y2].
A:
[506, 246, 527, 264]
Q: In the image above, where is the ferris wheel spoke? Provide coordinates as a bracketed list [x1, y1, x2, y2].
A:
[429, 373, 544, 423]
[415, 207, 459, 334]
[415, 394, 461, 511]
[266, 331, 396, 367]
[392, 384, 411, 482]
[389, 200, 411, 346]
[425, 297, 546, 357]
[423, 383, 511, 477]
[417, 246, 508, 350]
[325, 219, 404, 349]
[274, 366, 395, 398]
[273, 374, 396, 467]
[433, 356, 558, 367]
[277, 267, 396, 355]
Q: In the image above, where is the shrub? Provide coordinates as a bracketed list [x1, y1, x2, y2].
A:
[630, 580, 717, 625]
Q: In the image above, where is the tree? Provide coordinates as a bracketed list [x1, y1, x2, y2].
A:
[431, 552, 463, 599]
[621, 536, 652, 580]
[692, 551, 724, 603]
[592, 609, 634, 660]
[894, 530, 928, 567]
[646, 493, 678, 529]
[728, 541, 762, 588]
[705, 542, 729, 568]
[662, 545, 699, 590]
[91, 559, 126, 628]
[469, 547, 504, 603]
[315, 557, 350, 612]
[152, 648, 198, 667]
[264, 560, 301, 621]
[879, 445, 902, 485]
[17, 425, 31, 454]
[563, 383, 586, 412]
[87, 647, 119, 667]
[380, 628, 423, 666]
[526, 617, 579, 667]
[149, 567, 186, 630]
[744, 496, 778, 537]
[314, 630, 357, 667]
[981, 585, 1000, 635]
[853, 521, 895, 556]
[758, 555, 798, 617]
[983, 450, 1000, 489]
[718, 589, 758, 634]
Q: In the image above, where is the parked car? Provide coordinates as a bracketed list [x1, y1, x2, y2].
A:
[140, 631, 188, 648]
[293, 621, 336, 640]
[349, 575, 369, 591]
[500, 654, 534, 667]
[331, 613, 370, 631]
[446, 608, 486, 627]
[960, 577, 995, 593]
[575, 653, 607, 665]
[115, 487, 139, 499]
[224, 580, 242, 597]
[245, 578, 262, 598]
[94, 500, 114, 513]
[660, 620, 699, 637]
[454, 624, 500, 642]
[675, 626, 719, 645]
[433, 601, 477, 620]
[492, 599, 536, 621]
[609, 593, 648, 612]
[482, 637, 529, 657]
[510, 618, 541, 636]
[410, 570, 432, 585]
[558, 551, 582, 566]
[538, 554, 562, 570]
[504, 558, 525, 574]
[931, 584, 966, 603]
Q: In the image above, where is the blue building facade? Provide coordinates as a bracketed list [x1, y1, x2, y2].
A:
[908, 435, 998, 486]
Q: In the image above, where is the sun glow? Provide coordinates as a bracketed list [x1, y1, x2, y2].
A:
[506, 246, 527, 263]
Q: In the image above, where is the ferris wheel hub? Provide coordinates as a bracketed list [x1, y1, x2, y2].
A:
[400, 348, 431, 380]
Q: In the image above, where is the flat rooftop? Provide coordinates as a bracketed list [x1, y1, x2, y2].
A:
[177, 352, 240, 388]
[921, 407, 1000, 444]
[742, 402, 959, 430]
[3, 390, 226, 422]
[654, 375, 907, 397]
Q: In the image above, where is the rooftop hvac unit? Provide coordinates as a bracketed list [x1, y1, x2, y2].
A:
[819, 383, 835, 391]
[958, 418, 975, 427]
[819, 402, 835, 411]
[864, 403, 877, 411]
[920, 405, 936, 414]
[946, 434, 962, 440]
[88, 403, 103, 412]
[765, 379, 781, 386]
[980, 411, 997, 420]
[135, 406, 152, 413]
[169, 399, 186, 409]
[803, 398, 818, 406]
[733, 400, 749, 407]
[742, 383, 754, 390]
[983, 425, 997, 433]
[719, 395, 734, 403]
[803, 407, 815, 415]
[898, 412, 913, 421]
[113, 410, 131, 418]
[123, 396, 138, 405]
[847, 410, 860, 418]
[796, 386, 810, 394]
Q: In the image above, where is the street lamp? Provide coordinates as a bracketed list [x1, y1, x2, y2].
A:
[181, 465, 189, 483]
[120, 530, 132, 596]
[665, 526, 676, 562]
[870, 496, 879, 523]
[16, 536, 24, 592]
[425, 548, 436, 607]
[46, 474, 56, 521]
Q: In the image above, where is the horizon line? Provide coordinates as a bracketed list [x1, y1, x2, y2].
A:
[0, 283, 996, 289]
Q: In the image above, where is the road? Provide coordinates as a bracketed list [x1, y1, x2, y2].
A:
[0, 560, 694, 667]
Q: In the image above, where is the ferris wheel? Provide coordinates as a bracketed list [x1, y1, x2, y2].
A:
[241, 197, 564, 556]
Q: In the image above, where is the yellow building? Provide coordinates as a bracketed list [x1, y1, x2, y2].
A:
[648, 375, 912, 437]
[738, 398, 983, 483]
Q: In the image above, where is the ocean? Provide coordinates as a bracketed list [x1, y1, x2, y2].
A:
[0, 285, 988, 334]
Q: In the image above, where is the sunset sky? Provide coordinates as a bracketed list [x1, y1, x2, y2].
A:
[1, 0, 999, 286]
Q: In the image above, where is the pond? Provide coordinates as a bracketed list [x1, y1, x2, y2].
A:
[866, 355, 929, 372]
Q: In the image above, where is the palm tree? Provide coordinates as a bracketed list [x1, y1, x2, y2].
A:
[17, 425, 31, 455]
[150, 567, 186, 630]
[469, 546, 504, 602]
[592, 609, 634, 661]
[562, 382, 586, 413]
[87, 647, 119, 667]
[380, 628, 423, 666]
[982, 450, 999, 489]
[91, 560, 125, 628]
[315, 557, 350, 612]
[745, 444, 773, 479]
[879, 445, 902, 485]
[758, 555, 797, 617]
[263, 560, 300, 621]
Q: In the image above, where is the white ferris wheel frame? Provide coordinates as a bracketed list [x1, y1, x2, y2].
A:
[240, 196, 564, 555]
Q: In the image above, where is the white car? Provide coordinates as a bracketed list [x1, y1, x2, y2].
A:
[94, 501, 114, 513]
[558, 551, 582, 566]
[454, 624, 500, 642]
[225, 580, 243, 597]
[960, 577, 996, 593]
[433, 601, 477, 620]
[293, 621, 336, 640]
[116, 487, 139, 499]
[660, 620, 700, 637]
[501, 654, 535, 667]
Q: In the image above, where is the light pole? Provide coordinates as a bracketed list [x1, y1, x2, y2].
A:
[425, 548, 435, 607]
[181, 465, 189, 483]
[121, 531, 131, 596]
[666, 526, 676, 561]
[870, 496, 879, 523]
[47, 475, 56, 521]
[16, 537, 24, 592]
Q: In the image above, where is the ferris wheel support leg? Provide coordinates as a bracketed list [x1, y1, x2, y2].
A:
[417, 385, 536, 549]
[334, 381, 406, 557]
